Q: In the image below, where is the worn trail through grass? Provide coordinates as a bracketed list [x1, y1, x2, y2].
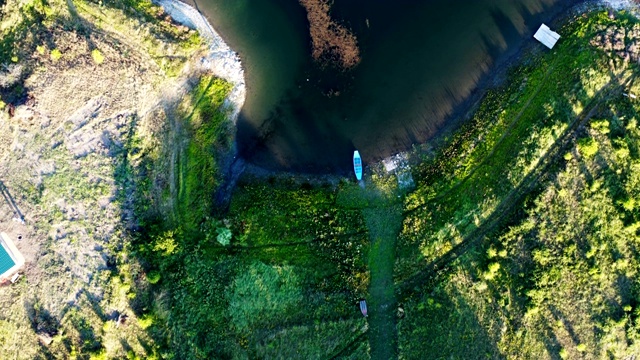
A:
[337, 181, 404, 358]
[365, 203, 402, 360]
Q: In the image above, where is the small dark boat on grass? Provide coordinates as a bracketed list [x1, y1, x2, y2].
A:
[359, 299, 368, 317]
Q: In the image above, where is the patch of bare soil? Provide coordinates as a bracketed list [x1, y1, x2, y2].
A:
[299, 0, 361, 69]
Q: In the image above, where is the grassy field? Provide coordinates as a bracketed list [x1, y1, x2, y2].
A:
[3, 0, 640, 359]
[397, 9, 640, 360]
[129, 176, 374, 357]
[398, 96, 640, 358]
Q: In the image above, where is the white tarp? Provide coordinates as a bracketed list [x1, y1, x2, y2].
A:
[534, 24, 560, 49]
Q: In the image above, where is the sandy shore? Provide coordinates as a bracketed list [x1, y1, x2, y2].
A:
[153, 0, 246, 121]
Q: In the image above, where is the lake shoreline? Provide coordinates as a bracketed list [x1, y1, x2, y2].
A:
[153, 0, 249, 207]
[363, 0, 638, 183]
[158, 0, 636, 186]
[402, 0, 614, 169]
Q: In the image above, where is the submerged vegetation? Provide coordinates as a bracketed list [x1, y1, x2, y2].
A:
[3, 0, 640, 358]
[299, 0, 361, 69]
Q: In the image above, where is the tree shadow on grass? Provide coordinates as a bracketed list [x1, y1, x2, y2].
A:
[24, 298, 59, 350]
[106, 79, 375, 357]
[393, 47, 635, 360]
[0, 4, 54, 107]
[397, 53, 628, 297]
[397, 277, 503, 359]
[0, 180, 26, 223]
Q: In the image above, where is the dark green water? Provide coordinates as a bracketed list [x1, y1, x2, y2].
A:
[189, 0, 579, 173]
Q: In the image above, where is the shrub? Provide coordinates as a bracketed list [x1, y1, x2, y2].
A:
[622, 198, 635, 212]
[577, 137, 599, 158]
[591, 119, 610, 134]
[147, 271, 161, 284]
[483, 262, 501, 281]
[559, 348, 568, 359]
[138, 314, 155, 329]
[152, 230, 179, 256]
[216, 227, 232, 246]
[202, 217, 232, 246]
[89, 350, 107, 360]
[91, 49, 105, 64]
[50, 49, 62, 61]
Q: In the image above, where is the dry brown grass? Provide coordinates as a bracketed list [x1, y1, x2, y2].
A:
[0, 0, 207, 357]
[299, 0, 360, 69]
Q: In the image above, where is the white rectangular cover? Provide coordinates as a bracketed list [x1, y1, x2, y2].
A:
[534, 24, 560, 49]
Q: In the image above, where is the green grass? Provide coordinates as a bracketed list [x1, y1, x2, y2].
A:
[401, 104, 640, 357]
[398, 10, 640, 359]
[229, 183, 367, 246]
[397, 11, 627, 280]
[135, 174, 370, 357]
[253, 319, 366, 359]
[365, 204, 402, 360]
[227, 261, 304, 332]
[399, 271, 501, 359]
[132, 9, 640, 359]
[176, 76, 233, 228]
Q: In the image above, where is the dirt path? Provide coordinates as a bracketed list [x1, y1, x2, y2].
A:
[365, 204, 402, 360]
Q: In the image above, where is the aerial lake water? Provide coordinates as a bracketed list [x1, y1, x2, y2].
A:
[189, 0, 579, 173]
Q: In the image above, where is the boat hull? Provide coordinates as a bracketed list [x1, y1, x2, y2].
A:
[353, 151, 363, 180]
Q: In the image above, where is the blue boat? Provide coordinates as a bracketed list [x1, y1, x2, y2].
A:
[353, 151, 363, 180]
